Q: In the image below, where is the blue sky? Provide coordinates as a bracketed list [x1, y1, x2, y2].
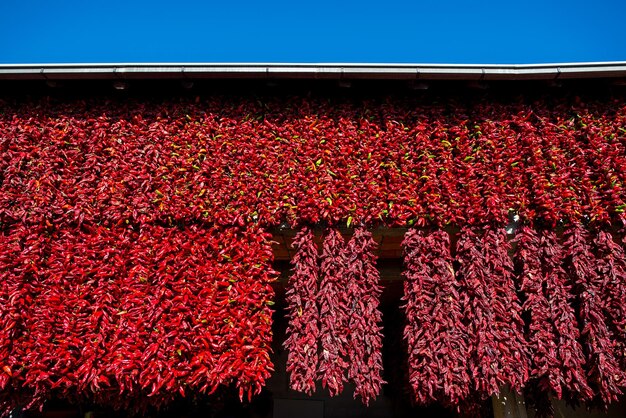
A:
[1, 0, 625, 64]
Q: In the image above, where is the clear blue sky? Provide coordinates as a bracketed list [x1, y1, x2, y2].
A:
[1, 0, 625, 64]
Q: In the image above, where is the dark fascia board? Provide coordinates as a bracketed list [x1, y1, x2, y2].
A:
[1, 62, 626, 81]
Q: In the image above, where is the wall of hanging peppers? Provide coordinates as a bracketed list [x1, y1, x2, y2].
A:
[0, 93, 625, 416]
[0, 224, 276, 414]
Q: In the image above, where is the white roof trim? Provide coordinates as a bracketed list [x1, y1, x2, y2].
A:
[1, 62, 625, 81]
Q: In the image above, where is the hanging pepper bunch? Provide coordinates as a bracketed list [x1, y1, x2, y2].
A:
[399, 225, 626, 413]
[283, 228, 320, 395]
[317, 229, 350, 397]
[0, 225, 50, 413]
[455, 226, 529, 397]
[515, 227, 591, 407]
[343, 228, 384, 405]
[593, 231, 626, 373]
[564, 225, 624, 407]
[284, 228, 385, 403]
[0, 224, 276, 415]
[401, 229, 470, 407]
[0, 95, 624, 230]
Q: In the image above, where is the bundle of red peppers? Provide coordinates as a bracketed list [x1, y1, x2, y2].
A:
[402, 225, 626, 416]
[0, 93, 625, 415]
[285, 228, 384, 405]
[402, 229, 471, 407]
[0, 224, 276, 414]
[283, 228, 320, 396]
[0, 95, 624, 229]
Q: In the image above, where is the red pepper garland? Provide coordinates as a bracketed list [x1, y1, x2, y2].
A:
[455, 226, 529, 397]
[24, 226, 131, 409]
[0, 96, 625, 229]
[619, 223, 626, 371]
[0, 224, 276, 415]
[515, 227, 592, 410]
[317, 229, 349, 397]
[283, 228, 320, 395]
[592, 231, 626, 381]
[402, 229, 470, 407]
[284, 228, 385, 403]
[576, 110, 626, 218]
[343, 228, 384, 405]
[564, 225, 624, 407]
[0, 226, 49, 413]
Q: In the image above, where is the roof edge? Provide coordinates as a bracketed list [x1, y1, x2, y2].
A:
[1, 62, 626, 81]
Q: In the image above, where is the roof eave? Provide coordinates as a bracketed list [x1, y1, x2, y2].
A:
[1, 62, 626, 81]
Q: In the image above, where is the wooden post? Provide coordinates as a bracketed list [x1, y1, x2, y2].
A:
[492, 387, 528, 418]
